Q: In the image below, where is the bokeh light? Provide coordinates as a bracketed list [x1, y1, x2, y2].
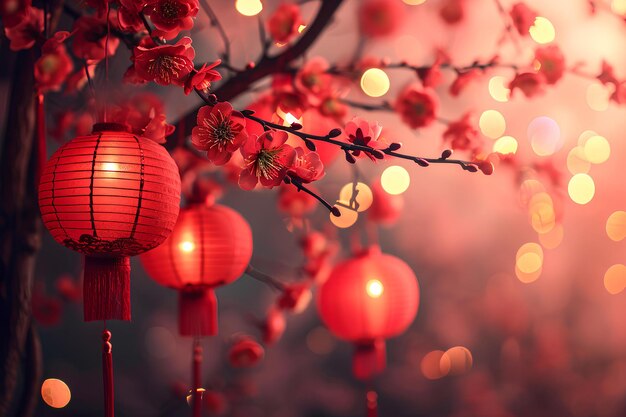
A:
[420, 350, 450, 380]
[578, 129, 598, 146]
[583, 135, 610, 164]
[604, 264, 626, 295]
[528, 116, 562, 156]
[528, 192, 556, 234]
[568, 173, 595, 205]
[519, 179, 546, 207]
[586, 82, 611, 111]
[566, 146, 591, 174]
[529, 17, 556, 44]
[516, 243, 544, 283]
[493, 135, 518, 155]
[403, 0, 426, 4]
[41, 378, 71, 409]
[606, 211, 626, 242]
[360, 68, 390, 97]
[488, 76, 510, 102]
[611, 0, 626, 15]
[330, 201, 358, 228]
[235, 0, 262, 16]
[366, 279, 384, 298]
[339, 182, 373, 212]
[186, 388, 206, 406]
[443, 346, 473, 375]
[479, 110, 506, 139]
[179, 240, 195, 253]
[381, 165, 410, 195]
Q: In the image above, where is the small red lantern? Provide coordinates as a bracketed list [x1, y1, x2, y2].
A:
[38, 123, 181, 322]
[317, 246, 419, 380]
[140, 203, 253, 336]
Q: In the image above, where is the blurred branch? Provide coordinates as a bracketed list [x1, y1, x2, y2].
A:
[198, 0, 232, 63]
[245, 265, 286, 291]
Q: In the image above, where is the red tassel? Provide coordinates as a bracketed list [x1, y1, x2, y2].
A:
[102, 330, 115, 417]
[36, 91, 46, 186]
[84, 256, 131, 322]
[192, 340, 202, 417]
[353, 340, 386, 380]
[366, 390, 378, 417]
[179, 288, 217, 337]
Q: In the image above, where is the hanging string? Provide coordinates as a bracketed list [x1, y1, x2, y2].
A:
[192, 337, 203, 417]
[102, 328, 115, 417]
[103, 1, 111, 122]
[366, 388, 378, 417]
[36, 91, 46, 186]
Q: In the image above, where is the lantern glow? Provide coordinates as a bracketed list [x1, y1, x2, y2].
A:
[366, 279, 384, 298]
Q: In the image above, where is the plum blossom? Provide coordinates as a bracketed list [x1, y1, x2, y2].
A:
[239, 130, 296, 190]
[191, 102, 247, 165]
[34, 32, 73, 92]
[358, 0, 403, 38]
[510, 2, 537, 36]
[228, 336, 264, 367]
[4, 6, 42, 51]
[184, 60, 221, 95]
[296, 57, 332, 101]
[267, 3, 302, 43]
[535, 45, 565, 85]
[71, 15, 120, 61]
[509, 72, 546, 98]
[288, 147, 325, 183]
[344, 117, 386, 160]
[443, 113, 481, 151]
[144, 0, 199, 40]
[133, 36, 195, 85]
[1, 0, 31, 28]
[395, 84, 439, 129]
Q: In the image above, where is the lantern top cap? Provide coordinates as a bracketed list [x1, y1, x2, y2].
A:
[92, 123, 130, 134]
[353, 245, 381, 258]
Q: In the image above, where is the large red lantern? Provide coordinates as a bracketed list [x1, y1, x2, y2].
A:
[38, 123, 181, 322]
[317, 246, 419, 380]
[140, 203, 253, 336]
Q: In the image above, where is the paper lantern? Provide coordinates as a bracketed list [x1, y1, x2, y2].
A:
[317, 246, 419, 380]
[140, 203, 253, 336]
[38, 123, 181, 321]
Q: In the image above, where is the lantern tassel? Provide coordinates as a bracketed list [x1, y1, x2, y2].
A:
[353, 340, 386, 380]
[179, 288, 217, 337]
[366, 389, 378, 417]
[84, 256, 131, 322]
[192, 339, 202, 417]
[102, 330, 115, 417]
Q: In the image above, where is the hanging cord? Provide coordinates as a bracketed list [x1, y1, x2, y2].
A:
[103, 1, 111, 122]
[102, 328, 115, 417]
[192, 337, 202, 417]
[366, 387, 378, 417]
[36, 91, 46, 185]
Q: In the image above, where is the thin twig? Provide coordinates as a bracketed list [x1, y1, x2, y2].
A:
[245, 265, 286, 291]
[198, 0, 231, 63]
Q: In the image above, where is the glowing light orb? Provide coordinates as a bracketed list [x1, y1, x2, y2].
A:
[41, 378, 71, 409]
[403, 0, 426, 4]
[519, 179, 545, 207]
[381, 165, 410, 195]
[298, 24, 306, 33]
[492, 135, 518, 155]
[178, 240, 195, 253]
[101, 162, 120, 171]
[586, 82, 610, 112]
[186, 388, 206, 406]
[606, 211, 626, 242]
[528, 193, 556, 234]
[488, 76, 510, 102]
[360, 68, 390, 98]
[516, 242, 543, 283]
[578, 130, 597, 146]
[566, 146, 591, 174]
[539, 224, 563, 249]
[568, 173, 595, 205]
[366, 279, 384, 298]
[443, 346, 473, 375]
[339, 182, 373, 212]
[235, 0, 262, 16]
[529, 17, 555, 44]
[479, 110, 506, 139]
[528, 116, 561, 156]
[583, 135, 610, 164]
[611, 0, 626, 15]
[604, 264, 626, 295]
[330, 201, 358, 228]
[420, 350, 450, 380]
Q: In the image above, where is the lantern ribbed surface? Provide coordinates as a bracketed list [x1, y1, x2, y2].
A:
[38, 125, 181, 321]
[317, 247, 419, 342]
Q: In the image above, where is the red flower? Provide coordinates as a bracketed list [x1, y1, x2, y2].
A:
[510, 2, 537, 36]
[239, 130, 296, 190]
[318, 95, 348, 120]
[289, 147, 325, 183]
[191, 102, 247, 165]
[300, 231, 328, 259]
[1, 0, 31, 28]
[144, 112, 175, 144]
[144, 0, 199, 40]
[535, 45, 565, 85]
[443, 113, 481, 151]
[395, 84, 438, 129]
[203, 390, 227, 415]
[118, 0, 145, 32]
[184, 60, 222, 95]
[417, 51, 448, 89]
[439, 0, 465, 25]
[228, 337, 264, 368]
[4, 6, 42, 51]
[267, 3, 302, 43]
[344, 117, 386, 160]
[449, 68, 482, 96]
[32, 286, 63, 327]
[277, 282, 312, 313]
[508, 72, 546, 98]
[296, 57, 331, 101]
[277, 183, 318, 217]
[71, 15, 120, 61]
[110, 92, 174, 142]
[55, 274, 82, 302]
[597, 60, 619, 86]
[34, 36, 73, 92]
[261, 307, 286, 345]
[133, 36, 195, 85]
[358, 0, 403, 38]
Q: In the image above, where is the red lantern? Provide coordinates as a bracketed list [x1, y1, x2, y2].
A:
[38, 123, 181, 322]
[140, 203, 253, 336]
[317, 246, 419, 380]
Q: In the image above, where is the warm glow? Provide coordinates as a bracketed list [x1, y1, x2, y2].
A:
[186, 388, 206, 406]
[420, 350, 450, 380]
[611, 0, 626, 15]
[101, 162, 120, 171]
[339, 182, 373, 212]
[479, 110, 506, 139]
[381, 165, 410, 195]
[493, 135, 518, 155]
[517, 252, 543, 274]
[566, 146, 591, 174]
[606, 211, 626, 242]
[516, 242, 544, 283]
[519, 179, 546, 207]
[403, 0, 426, 4]
[283, 112, 302, 127]
[568, 173, 595, 205]
[604, 264, 626, 295]
[41, 378, 71, 409]
[179, 240, 195, 253]
[583, 135, 610, 164]
[366, 279, 384, 298]
[235, 0, 262, 16]
[360, 68, 390, 97]
[298, 24, 306, 33]
[528, 192, 556, 234]
[528, 116, 561, 156]
[330, 201, 358, 228]
[578, 130, 597, 146]
[488, 76, 510, 102]
[516, 264, 542, 283]
[586, 82, 611, 111]
[444, 346, 473, 375]
[529, 16, 556, 44]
